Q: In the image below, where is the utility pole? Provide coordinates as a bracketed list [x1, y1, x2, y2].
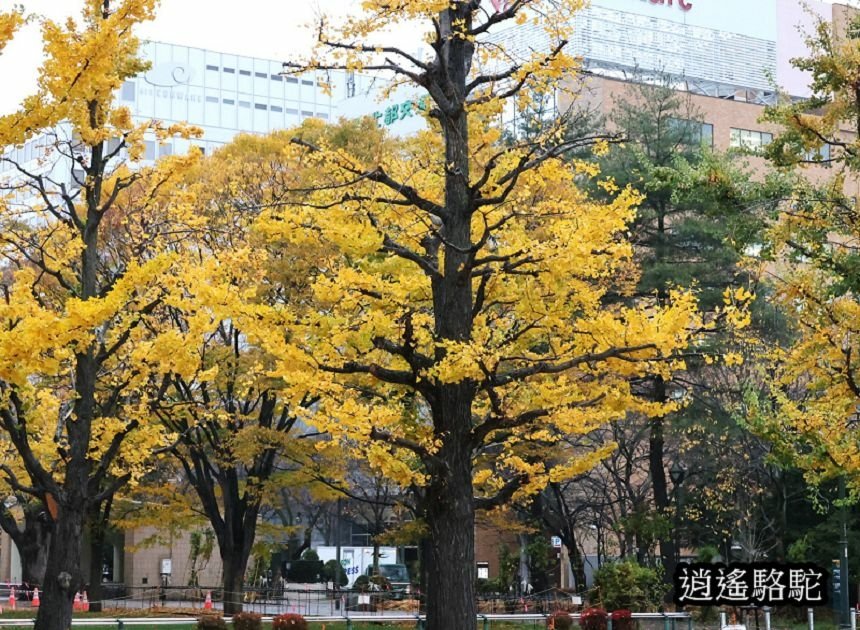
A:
[839, 477, 850, 628]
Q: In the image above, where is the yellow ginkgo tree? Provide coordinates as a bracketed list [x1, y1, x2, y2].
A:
[0, 2, 199, 628]
[261, 2, 750, 627]
[744, 10, 860, 497]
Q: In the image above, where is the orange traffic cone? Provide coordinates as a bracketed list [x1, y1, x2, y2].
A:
[73, 591, 81, 612]
[8, 586, 15, 611]
[82, 591, 89, 612]
[31, 588, 39, 608]
[204, 590, 212, 610]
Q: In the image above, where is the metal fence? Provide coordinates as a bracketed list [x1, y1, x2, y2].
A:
[0, 611, 696, 630]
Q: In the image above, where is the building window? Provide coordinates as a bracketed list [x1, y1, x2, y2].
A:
[239, 69, 251, 76]
[205, 96, 219, 104]
[254, 103, 267, 111]
[271, 105, 283, 113]
[804, 144, 832, 164]
[302, 110, 314, 117]
[730, 128, 773, 152]
[144, 141, 156, 161]
[206, 64, 219, 71]
[286, 108, 298, 115]
[271, 74, 283, 81]
[239, 101, 251, 108]
[302, 80, 313, 86]
[121, 81, 136, 101]
[223, 67, 235, 74]
[160, 143, 173, 157]
[223, 98, 235, 105]
[286, 77, 299, 84]
[319, 112, 329, 120]
[667, 118, 713, 147]
[255, 72, 267, 79]
[477, 563, 489, 580]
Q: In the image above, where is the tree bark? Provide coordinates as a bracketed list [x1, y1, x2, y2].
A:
[84, 498, 112, 613]
[34, 501, 85, 630]
[0, 502, 52, 587]
[221, 543, 251, 616]
[423, 437, 475, 630]
[649, 407, 676, 588]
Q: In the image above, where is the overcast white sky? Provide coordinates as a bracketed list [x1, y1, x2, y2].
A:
[0, 0, 854, 115]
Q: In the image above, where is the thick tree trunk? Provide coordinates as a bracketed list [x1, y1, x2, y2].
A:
[20, 537, 49, 587]
[423, 441, 475, 630]
[34, 503, 85, 630]
[6, 505, 52, 586]
[221, 548, 247, 615]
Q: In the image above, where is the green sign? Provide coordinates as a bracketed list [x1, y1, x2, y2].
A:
[372, 95, 431, 126]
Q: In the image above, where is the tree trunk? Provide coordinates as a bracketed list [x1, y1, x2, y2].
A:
[221, 548, 248, 615]
[423, 447, 475, 630]
[20, 536, 50, 587]
[565, 541, 587, 593]
[86, 535, 104, 612]
[34, 502, 85, 630]
[6, 505, 52, 586]
[649, 408, 676, 588]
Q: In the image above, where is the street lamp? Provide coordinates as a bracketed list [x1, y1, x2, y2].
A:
[669, 461, 686, 486]
[669, 461, 686, 565]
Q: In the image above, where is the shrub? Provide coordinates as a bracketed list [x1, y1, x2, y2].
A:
[196, 615, 227, 630]
[301, 549, 319, 561]
[550, 611, 574, 630]
[594, 561, 668, 611]
[286, 559, 324, 583]
[611, 609, 634, 630]
[354, 575, 371, 592]
[579, 607, 608, 630]
[232, 612, 262, 630]
[272, 613, 308, 630]
[323, 559, 348, 587]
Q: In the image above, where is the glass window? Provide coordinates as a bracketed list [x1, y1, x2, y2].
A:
[271, 74, 283, 81]
[255, 103, 267, 110]
[205, 96, 219, 104]
[302, 80, 313, 86]
[286, 108, 298, 115]
[121, 81, 136, 101]
[729, 128, 773, 152]
[160, 143, 173, 157]
[302, 110, 313, 117]
[223, 67, 235, 74]
[255, 71, 267, 79]
[286, 77, 299, 84]
[319, 112, 329, 120]
[239, 101, 251, 108]
[239, 69, 251, 76]
[804, 144, 832, 163]
[206, 64, 219, 71]
[271, 105, 283, 113]
[144, 141, 156, 161]
[223, 98, 235, 105]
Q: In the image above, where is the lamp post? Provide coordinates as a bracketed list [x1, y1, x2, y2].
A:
[669, 461, 686, 565]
